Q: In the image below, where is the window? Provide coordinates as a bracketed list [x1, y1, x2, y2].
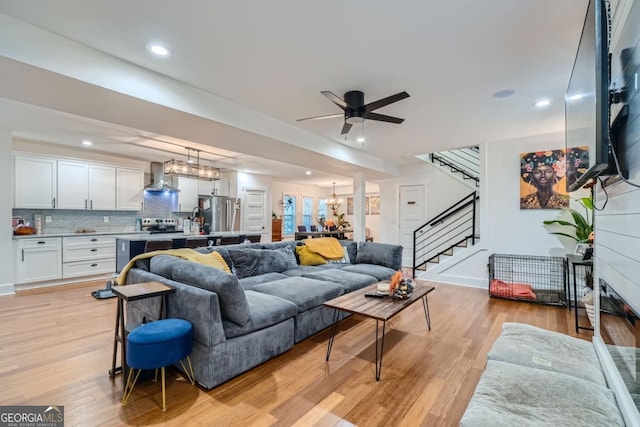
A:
[302, 197, 313, 229]
[318, 198, 328, 222]
[283, 195, 296, 235]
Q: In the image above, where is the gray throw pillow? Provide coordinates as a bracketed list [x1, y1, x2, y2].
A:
[171, 260, 250, 326]
[228, 246, 298, 279]
[355, 242, 403, 269]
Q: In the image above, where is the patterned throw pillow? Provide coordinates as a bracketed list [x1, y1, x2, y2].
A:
[228, 246, 298, 279]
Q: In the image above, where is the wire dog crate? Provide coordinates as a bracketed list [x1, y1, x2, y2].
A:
[488, 254, 566, 306]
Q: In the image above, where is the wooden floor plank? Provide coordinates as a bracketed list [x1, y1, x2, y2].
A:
[0, 281, 591, 425]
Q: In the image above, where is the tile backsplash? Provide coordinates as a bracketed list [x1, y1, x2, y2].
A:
[13, 192, 188, 233]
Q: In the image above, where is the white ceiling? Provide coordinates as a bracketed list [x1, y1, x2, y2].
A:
[0, 0, 588, 187]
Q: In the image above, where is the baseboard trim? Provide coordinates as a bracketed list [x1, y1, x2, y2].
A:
[0, 282, 15, 296]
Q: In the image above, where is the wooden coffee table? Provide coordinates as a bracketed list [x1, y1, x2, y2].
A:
[323, 280, 435, 381]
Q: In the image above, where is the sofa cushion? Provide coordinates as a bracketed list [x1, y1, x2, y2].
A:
[339, 241, 357, 265]
[488, 322, 607, 386]
[228, 246, 298, 279]
[355, 242, 402, 270]
[342, 264, 397, 281]
[149, 255, 182, 279]
[252, 277, 344, 312]
[460, 360, 624, 427]
[222, 290, 298, 339]
[281, 266, 327, 277]
[238, 272, 289, 290]
[296, 245, 327, 266]
[302, 269, 377, 292]
[171, 260, 250, 326]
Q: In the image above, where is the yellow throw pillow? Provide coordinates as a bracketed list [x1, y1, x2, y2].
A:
[210, 251, 232, 273]
[296, 245, 327, 266]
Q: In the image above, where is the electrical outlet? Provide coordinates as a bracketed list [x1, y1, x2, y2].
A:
[45, 216, 52, 223]
[103, 216, 109, 223]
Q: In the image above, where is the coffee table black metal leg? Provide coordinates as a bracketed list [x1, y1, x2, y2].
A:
[326, 309, 341, 361]
[421, 295, 431, 330]
[375, 319, 387, 381]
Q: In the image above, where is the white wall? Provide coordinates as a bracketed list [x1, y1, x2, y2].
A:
[375, 161, 472, 245]
[0, 128, 14, 295]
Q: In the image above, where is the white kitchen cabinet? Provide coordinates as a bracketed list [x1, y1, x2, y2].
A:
[16, 238, 62, 284]
[116, 168, 144, 211]
[58, 161, 117, 210]
[198, 179, 229, 197]
[62, 236, 116, 278]
[14, 155, 57, 209]
[88, 165, 116, 210]
[175, 177, 199, 212]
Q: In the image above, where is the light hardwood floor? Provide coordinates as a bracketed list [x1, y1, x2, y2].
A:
[0, 281, 592, 426]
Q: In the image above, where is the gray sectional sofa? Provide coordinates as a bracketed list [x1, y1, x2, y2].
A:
[461, 323, 625, 426]
[123, 239, 402, 389]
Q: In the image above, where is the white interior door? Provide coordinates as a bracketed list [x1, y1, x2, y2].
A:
[399, 185, 425, 268]
[244, 189, 267, 235]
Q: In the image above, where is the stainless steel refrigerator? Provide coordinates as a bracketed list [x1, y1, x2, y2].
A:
[201, 195, 241, 232]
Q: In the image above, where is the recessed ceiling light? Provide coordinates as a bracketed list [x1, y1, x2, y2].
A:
[146, 44, 171, 57]
[305, 171, 312, 175]
[493, 89, 516, 98]
[82, 140, 93, 146]
[533, 99, 552, 108]
[566, 93, 585, 101]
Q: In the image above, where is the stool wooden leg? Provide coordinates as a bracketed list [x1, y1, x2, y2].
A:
[161, 367, 167, 412]
[121, 369, 141, 407]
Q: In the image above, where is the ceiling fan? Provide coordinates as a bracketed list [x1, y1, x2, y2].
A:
[297, 90, 410, 135]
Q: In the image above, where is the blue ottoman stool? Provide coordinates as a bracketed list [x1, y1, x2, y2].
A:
[121, 318, 195, 411]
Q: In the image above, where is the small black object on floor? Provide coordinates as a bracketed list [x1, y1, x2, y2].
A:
[92, 288, 116, 299]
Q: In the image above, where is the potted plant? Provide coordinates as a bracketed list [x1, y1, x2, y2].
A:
[335, 213, 351, 229]
[543, 195, 594, 244]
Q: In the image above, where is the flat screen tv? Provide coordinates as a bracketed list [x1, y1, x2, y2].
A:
[565, 0, 621, 192]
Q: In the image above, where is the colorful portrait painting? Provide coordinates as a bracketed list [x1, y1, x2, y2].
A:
[565, 146, 590, 191]
[520, 149, 570, 209]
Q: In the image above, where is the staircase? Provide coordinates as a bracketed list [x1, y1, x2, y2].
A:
[412, 146, 481, 276]
[412, 191, 479, 277]
[416, 146, 480, 188]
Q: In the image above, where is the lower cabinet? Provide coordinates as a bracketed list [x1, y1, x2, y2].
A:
[16, 238, 62, 284]
[62, 236, 116, 278]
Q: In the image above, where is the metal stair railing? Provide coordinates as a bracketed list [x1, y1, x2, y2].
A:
[429, 146, 480, 185]
[413, 191, 479, 277]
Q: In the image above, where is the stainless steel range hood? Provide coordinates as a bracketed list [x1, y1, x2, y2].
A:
[144, 162, 180, 192]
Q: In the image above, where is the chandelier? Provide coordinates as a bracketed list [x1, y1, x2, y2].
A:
[328, 182, 342, 213]
[164, 147, 220, 181]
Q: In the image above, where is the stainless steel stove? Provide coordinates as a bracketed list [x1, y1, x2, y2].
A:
[141, 218, 177, 233]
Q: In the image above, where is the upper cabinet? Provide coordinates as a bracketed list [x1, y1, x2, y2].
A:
[116, 168, 144, 211]
[57, 161, 117, 210]
[14, 154, 142, 211]
[14, 155, 57, 209]
[197, 179, 229, 197]
[174, 177, 199, 212]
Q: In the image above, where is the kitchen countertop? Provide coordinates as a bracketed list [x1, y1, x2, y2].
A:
[13, 230, 258, 240]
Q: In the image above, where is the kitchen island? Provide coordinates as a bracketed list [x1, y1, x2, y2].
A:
[115, 232, 261, 272]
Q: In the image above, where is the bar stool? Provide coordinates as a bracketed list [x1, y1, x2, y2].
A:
[219, 236, 242, 245]
[144, 239, 173, 252]
[122, 318, 195, 412]
[185, 237, 208, 248]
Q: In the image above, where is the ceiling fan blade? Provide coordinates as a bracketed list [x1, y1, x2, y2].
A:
[364, 112, 405, 124]
[364, 91, 410, 113]
[321, 91, 348, 110]
[341, 122, 353, 135]
[296, 113, 343, 122]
